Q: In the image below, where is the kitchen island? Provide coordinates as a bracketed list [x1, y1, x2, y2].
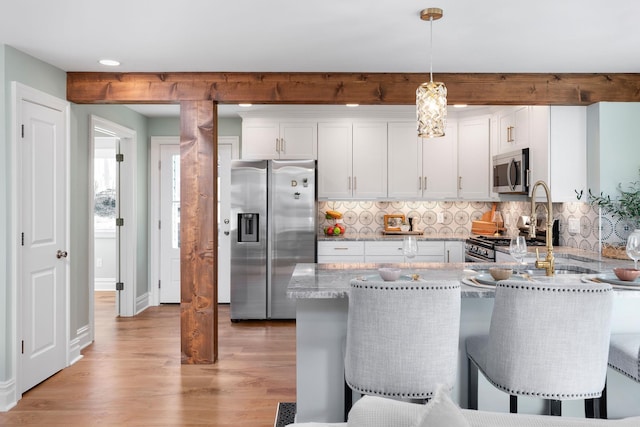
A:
[288, 259, 640, 423]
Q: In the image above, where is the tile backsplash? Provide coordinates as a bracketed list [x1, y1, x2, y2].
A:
[318, 200, 632, 254]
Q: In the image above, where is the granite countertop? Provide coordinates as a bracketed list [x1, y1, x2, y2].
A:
[287, 249, 640, 300]
[317, 232, 465, 242]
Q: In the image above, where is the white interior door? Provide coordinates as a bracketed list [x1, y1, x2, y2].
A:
[217, 144, 232, 303]
[160, 145, 181, 303]
[19, 97, 68, 392]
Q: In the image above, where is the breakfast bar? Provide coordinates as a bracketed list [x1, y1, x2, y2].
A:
[288, 260, 640, 423]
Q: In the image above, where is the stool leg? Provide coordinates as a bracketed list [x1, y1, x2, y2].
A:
[598, 380, 608, 419]
[547, 399, 562, 416]
[467, 357, 478, 410]
[585, 398, 595, 418]
[509, 395, 518, 413]
[344, 378, 351, 421]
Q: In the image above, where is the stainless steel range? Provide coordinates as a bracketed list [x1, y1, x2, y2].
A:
[464, 235, 546, 262]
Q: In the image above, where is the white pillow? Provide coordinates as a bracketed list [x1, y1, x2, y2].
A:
[417, 387, 470, 427]
[347, 395, 426, 427]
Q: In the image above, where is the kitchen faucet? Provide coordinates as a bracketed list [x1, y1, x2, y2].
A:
[529, 180, 555, 276]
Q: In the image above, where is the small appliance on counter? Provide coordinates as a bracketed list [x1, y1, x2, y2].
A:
[230, 159, 316, 320]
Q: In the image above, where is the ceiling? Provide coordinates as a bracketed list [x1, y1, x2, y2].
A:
[2, 0, 638, 118]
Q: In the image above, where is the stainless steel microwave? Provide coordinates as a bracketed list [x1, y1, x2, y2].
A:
[492, 148, 529, 194]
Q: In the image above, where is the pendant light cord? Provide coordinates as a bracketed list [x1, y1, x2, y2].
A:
[429, 16, 434, 83]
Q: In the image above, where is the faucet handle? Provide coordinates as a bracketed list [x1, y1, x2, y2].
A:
[535, 247, 541, 261]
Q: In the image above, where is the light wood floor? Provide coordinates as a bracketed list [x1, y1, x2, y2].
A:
[0, 292, 296, 426]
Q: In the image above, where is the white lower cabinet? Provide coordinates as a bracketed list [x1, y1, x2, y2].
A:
[445, 241, 464, 263]
[364, 241, 405, 263]
[319, 240, 463, 264]
[317, 241, 365, 263]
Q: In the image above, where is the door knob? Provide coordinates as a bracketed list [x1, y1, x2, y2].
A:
[224, 219, 229, 224]
[56, 250, 68, 259]
[224, 231, 230, 235]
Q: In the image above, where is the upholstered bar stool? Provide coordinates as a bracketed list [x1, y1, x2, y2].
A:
[466, 280, 613, 418]
[605, 334, 640, 416]
[343, 278, 461, 421]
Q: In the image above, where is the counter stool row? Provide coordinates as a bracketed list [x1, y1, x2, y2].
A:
[343, 277, 632, 421]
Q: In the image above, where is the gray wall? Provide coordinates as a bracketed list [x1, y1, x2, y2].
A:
[1, 43, 7, 381]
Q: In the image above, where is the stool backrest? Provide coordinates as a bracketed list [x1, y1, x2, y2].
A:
[485, 280, 613, 399]
[345, 279, 461, 399]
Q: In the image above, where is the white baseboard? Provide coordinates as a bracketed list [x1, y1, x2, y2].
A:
[0, 379, 17, 412]
[94, 278, 116, 291]
[69, 324, 92, 365]
[136, 291, 150, 315]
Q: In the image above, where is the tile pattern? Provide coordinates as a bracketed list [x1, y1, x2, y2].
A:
[318, 200, 629, 255]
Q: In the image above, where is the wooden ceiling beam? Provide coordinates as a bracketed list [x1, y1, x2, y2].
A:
[67, 72, 640, 105]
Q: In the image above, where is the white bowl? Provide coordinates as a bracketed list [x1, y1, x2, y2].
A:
[378, 268, 402, 281]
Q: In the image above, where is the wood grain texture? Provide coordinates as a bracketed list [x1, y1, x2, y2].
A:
[180, 101, 218, 364]
[0, 293, 295, 427]
[67, 72, 640, 105]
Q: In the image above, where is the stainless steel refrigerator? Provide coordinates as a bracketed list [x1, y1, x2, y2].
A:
[230, 159, 316, 320]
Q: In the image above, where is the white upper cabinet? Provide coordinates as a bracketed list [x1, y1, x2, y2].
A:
[422, 122, 458, 199]
[318, 121, 387, 199]
[498, 106, 529, 154]
[242, 119, 317, 159]
[458, 117, 491, 200]
[352, 122, 388, 199]
[528, 106, 587, 202]
[387, 122, 422, 199]
[317, 122, 353, 199]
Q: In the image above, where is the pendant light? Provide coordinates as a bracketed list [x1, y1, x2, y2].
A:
[416, 7, 447, 138]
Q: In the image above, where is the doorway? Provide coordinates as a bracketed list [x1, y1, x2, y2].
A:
[149, 136, 238, 305]
[89, 116, 137, 322]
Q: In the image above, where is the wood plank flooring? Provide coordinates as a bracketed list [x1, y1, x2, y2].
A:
[0, 292, 296, 426]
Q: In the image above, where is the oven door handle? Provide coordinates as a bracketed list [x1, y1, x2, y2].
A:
[465, 253, 493, 263]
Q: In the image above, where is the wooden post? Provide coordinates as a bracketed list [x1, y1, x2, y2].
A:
[180, 100, 218, 363]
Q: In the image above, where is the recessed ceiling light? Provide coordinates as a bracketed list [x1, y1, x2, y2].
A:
[346, 104, 359, 107]
[98, 59, 120, 67]
[238, 103, 252, 107]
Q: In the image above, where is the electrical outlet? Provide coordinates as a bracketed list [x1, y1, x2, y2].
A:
[568, 218, 580, 234]
[437, 212, 445, 223]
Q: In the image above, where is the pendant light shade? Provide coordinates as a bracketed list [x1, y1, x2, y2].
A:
[417, 7, 447, 138]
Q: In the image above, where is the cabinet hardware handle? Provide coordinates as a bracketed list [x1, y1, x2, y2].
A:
[281, 138, 286, 153]
[353, 176, 357, 190]
[348, 176, 351, 190]
[458, 176, 462, 190]
[418, 176, 422, 190]
[447, 249, 450, 263]
[334, 247, 349, 250]
[275, 138, 280, 153]
[423, 176, 428, 190]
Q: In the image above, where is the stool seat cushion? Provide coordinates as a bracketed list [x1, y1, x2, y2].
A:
[608, 334, 640, 382]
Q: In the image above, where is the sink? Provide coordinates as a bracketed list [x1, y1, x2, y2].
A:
[524, 266, 599, 276]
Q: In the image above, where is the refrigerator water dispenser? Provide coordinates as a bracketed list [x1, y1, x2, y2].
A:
[238, 213, 259, 242]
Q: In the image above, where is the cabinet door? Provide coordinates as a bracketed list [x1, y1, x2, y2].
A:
[364, 241, 405, 262]
[444, 241, 464, 263]
[317, 241, 365, 263]
[279, 122, 317, 160]
[421, 122, 458, 199]
[414, 241, 445, 262]
[388, 122, 422, 199]
[549, 106, 587, 201]
[317, 122, 353, 199]
[458, 117, 490, 199]
[352, 122, 388, 199]
[242, 120, 279, 159]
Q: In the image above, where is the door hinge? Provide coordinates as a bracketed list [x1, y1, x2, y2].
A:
[116, 218, 124, 227]
[21, 340, 24, 354]
[21, 124, 25, 138]
[158, 280, 161, 289]
[116, 153, 124, 162]
[21, 232, 24, 246]
[116, 282, 124, 291]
